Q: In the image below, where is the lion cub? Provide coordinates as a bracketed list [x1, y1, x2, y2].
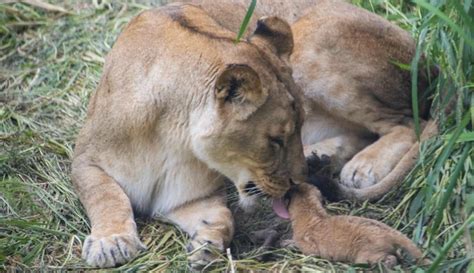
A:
[283, 182, 426, 268]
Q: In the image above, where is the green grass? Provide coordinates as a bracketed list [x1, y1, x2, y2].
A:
[1, 0, 472, 272]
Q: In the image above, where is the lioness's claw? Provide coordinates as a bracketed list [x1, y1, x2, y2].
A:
[82, 233, 146, 268]
[186, 234, 225, 270]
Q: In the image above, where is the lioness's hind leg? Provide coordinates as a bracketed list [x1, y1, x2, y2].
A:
[166, 193, 234, 270]
[340, 126, 416, 189]
[72, 162, 145, 268]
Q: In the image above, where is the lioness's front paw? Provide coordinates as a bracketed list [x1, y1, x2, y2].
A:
[82, 233, 146, 268]
[186, 232, 225, 270]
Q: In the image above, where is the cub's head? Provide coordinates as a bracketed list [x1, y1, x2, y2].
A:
[287, 182, 324, 214]
[191, 17, 307, 209]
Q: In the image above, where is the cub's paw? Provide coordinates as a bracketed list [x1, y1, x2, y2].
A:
[280, 239, 298, 249]
[186, 232, 225, 270]
[380, 254, 398, 269]
[306, 152, 332, 176]
[340, 154, 379, 189]
[82, 233, 146, 268]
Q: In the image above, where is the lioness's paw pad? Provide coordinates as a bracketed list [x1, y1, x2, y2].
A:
[82, 233, 146, 268]
[186, 236, 225, 270]
[340, 158, 378, 189]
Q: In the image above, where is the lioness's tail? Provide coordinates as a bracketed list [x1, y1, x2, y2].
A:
[316, 120, 438, 202]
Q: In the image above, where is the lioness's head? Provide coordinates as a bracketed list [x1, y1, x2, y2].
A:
[192, 16, 306, 208]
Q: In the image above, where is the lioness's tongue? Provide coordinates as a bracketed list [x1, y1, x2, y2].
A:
[272, 198, 290, 219]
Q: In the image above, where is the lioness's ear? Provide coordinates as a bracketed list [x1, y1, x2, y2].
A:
[251, 16, 293, 61]
[215, 64, 268, 120]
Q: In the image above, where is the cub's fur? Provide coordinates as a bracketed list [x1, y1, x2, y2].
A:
[72, 4, 307, 268]
[288, 182, 426, 267]
[180, 0, 437, 201]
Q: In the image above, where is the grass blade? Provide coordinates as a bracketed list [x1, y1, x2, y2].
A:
[235, 0, 257, 43]
[413, 0, 474, 49]
[428, 144, 470, 239]
[427, 214, 474, 273]
[411, 28, 427, 140]
[425, 111, 471, 198]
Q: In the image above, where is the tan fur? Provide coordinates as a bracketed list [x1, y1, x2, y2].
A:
[179, 0, 437, 201]
[72, 4, 307, 268]
[289, 183, 426, 267]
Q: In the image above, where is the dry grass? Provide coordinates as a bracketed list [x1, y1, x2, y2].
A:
[1, 0, 472, 272]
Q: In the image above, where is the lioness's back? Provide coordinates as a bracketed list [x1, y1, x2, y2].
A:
[85, 4, 243, 134]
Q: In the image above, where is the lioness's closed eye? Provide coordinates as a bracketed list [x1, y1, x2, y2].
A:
[71, 3, 306, 269]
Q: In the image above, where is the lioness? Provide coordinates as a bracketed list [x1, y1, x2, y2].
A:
[183, 0, 436, 201]
[72, 3, 306, 268]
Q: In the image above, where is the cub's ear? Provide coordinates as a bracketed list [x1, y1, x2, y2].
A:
[251, 16, 293, 61]
[215, 64, 268, 120]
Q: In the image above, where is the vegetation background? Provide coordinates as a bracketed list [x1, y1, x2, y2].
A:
[1, 0, 472, 272]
